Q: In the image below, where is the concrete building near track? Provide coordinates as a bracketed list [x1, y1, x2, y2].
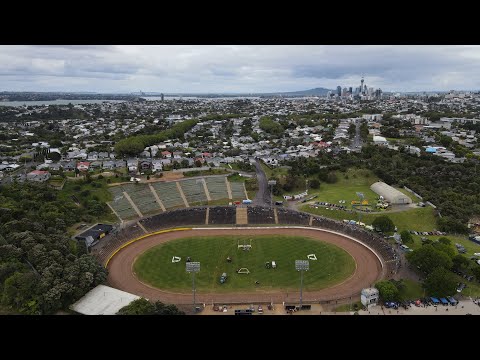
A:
[370, 181, 412, 204]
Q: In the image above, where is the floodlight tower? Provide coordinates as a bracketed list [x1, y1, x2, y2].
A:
[356, 191, 364, 223]
[268, 180, 276, 207]
[186, 261, 200, 312]
[295, 260, 309, 309]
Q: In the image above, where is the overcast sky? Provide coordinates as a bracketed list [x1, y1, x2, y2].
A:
[1, 45, 480, 93]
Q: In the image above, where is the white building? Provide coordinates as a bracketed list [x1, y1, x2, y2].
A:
[361, 288, 379, 308]
[373, 135, 388, 146]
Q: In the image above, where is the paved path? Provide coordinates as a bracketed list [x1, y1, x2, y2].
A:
[253, 159, 270, 206]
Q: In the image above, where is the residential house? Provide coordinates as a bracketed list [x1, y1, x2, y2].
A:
[27, 170, 51, 182]
[127, 159, 138, 173]
[60, 161, 76, 171]
[90, 160, 103, 169]
[173, 151, 183, 159]
[98, 152, 109, 160]
[139, 160, 152, 170]
[152, 160, 163, 172]
[161, 151, 172, 158]
[87, 152, 99, 161]
[115, 160, 126, 169]
[102, 161, 115, 170]
[77, 161, 91, 172]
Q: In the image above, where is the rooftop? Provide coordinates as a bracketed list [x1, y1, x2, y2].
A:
[70, 285, 140, 315]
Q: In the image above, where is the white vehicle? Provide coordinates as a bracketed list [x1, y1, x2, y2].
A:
[271, 261, 276, 269]
[473, 253, 480, 257]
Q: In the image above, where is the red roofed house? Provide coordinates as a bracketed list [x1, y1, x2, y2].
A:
[161, 151, 172, 158]
[27, 170, 51, 182]
[202, 152, 212, 158]
[77, 161, 91, 172]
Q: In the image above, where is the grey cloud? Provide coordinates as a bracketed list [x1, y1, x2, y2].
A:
[1, 45, 480, 92]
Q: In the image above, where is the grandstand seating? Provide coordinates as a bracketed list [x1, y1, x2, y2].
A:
[108, 186, 139, 220]
[247, 206, 275, 224]
[140, 207, 208, 233]
[120, 183, 161, 215]
[208, 206, 236, 224]
[205, 176, 229, 200]
[276, 208, 310, 226]
[151, 181, 185, 209]
[230, 181, 246, 199]
[179, 178, 208, 205]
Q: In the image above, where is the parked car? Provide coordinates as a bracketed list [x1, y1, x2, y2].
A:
[457, 283, 466, 293]
[257, 305, 263, 314]
[219, 272, 227, 284]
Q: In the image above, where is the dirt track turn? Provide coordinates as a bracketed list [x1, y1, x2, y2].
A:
[107, 228, 383, 304]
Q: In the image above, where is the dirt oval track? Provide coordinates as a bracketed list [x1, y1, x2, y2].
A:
[107, 228, 384, 304]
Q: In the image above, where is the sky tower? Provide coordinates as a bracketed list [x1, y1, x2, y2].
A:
[360, 77, 364, 94]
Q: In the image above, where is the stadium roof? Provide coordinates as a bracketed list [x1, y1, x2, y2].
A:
[70, 285, 140, 315]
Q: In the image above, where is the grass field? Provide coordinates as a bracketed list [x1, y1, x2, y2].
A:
[133, 235, 356, 293]
[398, 279, 424, 300]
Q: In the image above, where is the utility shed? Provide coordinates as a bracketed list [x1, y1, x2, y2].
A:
[370, 181, 412, 204]
[70, 285, 140, 315]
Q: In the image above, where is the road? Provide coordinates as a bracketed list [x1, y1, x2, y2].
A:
[351, 119, 363, 151]
[253, 159, 271, 206]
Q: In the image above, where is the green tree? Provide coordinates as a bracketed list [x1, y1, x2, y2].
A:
[400, 230, 413, 244]
[406, 244, 453, 275]
[117, 298, 155, 315]
[432, 242, 456, 259]
[347, 123, 356, 139]
[438, 237, 451, 245]
[372, 216, 395, 233]
[423, 268, 457, 297]
[309, 179, 320, 189]
[325, 172, 338, 184]
[375, 280, 399, 302]
[452, 254, 470, 272]
[472, 266, 480, 281]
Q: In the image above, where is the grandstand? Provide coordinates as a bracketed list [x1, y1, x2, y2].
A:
[179, 178, 208, 205]
[120, 183, 161, 216]
[139, 207, 208, 233]
[108, 186, 138, 220]
[208, 206, 236, 224]
[150, 181, 185, 209]
[230, 181, 247, 199]
[247, 206, 275, 224]
[277, 208, 310, 226]
[205, 176, 229, 200]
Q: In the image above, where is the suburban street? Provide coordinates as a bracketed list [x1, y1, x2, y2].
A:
[253, 159, 271, 206]
[351, 119, 363, 151]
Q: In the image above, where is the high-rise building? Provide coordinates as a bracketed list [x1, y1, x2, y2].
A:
[349, 87, 353, 94]
[360, 77, 364, 94]
[337, 86, 342, 96]
[161, 93, 164, 101]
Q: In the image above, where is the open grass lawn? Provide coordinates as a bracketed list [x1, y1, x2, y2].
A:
[306, 169, 380, 207]
[398, 279, 424, 300]
[335, 301, 363, 312]
[133, 235, 355, 293]
[300, 205, 438, 233]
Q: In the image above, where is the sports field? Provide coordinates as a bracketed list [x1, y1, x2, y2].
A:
[133, 235, 356, 293]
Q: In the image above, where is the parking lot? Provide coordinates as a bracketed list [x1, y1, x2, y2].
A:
[358, 299, 480, 315]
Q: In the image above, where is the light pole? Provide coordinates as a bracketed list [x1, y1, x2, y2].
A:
[295, 260, 309, 310]
[186, 261, 200, 312]
[196, 179, 205, 206]
[268, 180, 276, 207]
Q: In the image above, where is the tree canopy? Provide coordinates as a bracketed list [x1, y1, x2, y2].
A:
[372, 216, 395, 233]
[375, 280, 399, 302]
[423, 268, 457, 297]
[406, 244, 453, 275]
[117, 298, 185, 315]
[115, 119, 198, 157]
[0, 183, 107, 314]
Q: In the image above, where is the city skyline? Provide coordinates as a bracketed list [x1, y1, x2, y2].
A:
[2, 45, 480, 93]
